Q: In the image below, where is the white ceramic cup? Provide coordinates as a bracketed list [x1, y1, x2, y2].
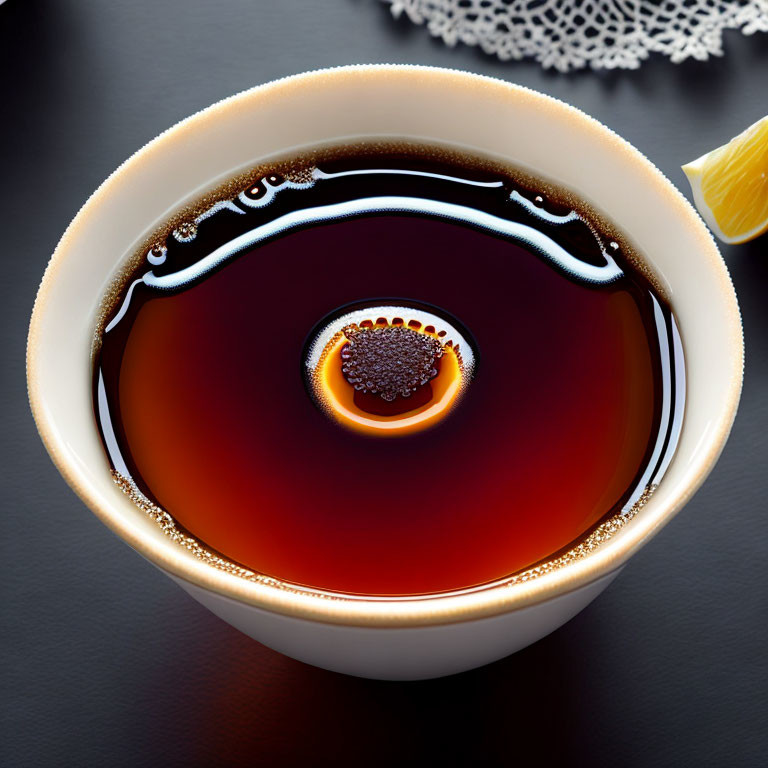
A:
[27, 65, 743, 680]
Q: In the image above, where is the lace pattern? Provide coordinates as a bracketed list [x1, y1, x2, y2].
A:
[384, 0, 768, 71]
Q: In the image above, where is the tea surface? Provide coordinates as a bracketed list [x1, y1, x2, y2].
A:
[95, 150, 684, 596]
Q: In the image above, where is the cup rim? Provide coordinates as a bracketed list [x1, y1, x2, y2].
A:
[27, 64, 744, 628]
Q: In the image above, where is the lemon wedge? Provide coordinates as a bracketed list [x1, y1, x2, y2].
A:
[682, 115, 768, 245]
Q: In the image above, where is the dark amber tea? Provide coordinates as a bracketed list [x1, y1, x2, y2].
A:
[95, 146, 684, 596]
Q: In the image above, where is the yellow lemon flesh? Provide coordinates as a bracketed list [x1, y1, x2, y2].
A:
[682, 115, 768, 245]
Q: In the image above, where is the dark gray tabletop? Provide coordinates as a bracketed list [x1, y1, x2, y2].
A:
[2, 1, 766, 765]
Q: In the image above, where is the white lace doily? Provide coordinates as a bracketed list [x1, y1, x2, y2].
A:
[384, 0, 768, 71]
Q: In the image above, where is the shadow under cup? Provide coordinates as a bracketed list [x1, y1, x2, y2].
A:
[27, 66, 743, 680]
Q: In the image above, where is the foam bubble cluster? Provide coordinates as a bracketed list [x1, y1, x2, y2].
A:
[341, 324, 443, 401]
